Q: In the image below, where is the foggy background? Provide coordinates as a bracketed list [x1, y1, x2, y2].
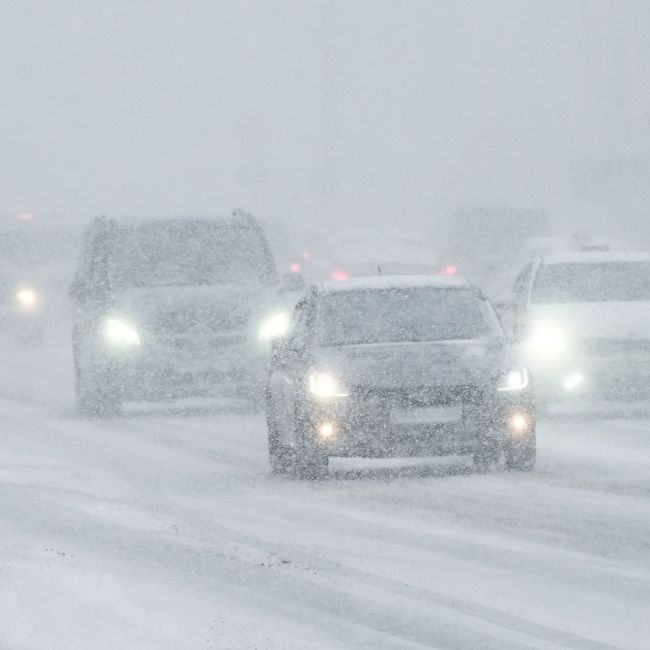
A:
[1, 0, 649, 240]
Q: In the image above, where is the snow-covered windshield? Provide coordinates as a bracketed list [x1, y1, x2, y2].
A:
[109, 221, 276, 288]
[317, 287, 500, 346]
[531, 262, 650, 303]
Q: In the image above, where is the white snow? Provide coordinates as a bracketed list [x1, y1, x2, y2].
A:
[1, 325, 649, 649]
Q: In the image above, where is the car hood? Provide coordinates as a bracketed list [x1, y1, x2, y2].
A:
[110, 284, 281, 334]
[527, 302, 650, 339]
[311, 339, 513, 390]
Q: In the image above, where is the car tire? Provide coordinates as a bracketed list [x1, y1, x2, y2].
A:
[74, 356, 121, 418]
[267, 408, 294, 475]
[293, 403, 329, 480]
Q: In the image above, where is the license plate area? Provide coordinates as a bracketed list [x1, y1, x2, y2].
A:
[389, 406, 463, 425]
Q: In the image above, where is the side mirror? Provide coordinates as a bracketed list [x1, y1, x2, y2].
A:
[280, 272, 306, 293]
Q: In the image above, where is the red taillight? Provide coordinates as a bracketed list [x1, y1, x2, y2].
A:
[442, 264, 457, 275]
[330, 270, 348, 281]
[17, 211, 33, 221]
[302, 250, 311, 260]
[289, 262, 301, 273]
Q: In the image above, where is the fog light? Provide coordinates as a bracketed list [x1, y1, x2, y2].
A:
[562, 372, 584, 391]
[318, 422, 336, 440]
[507, 412, 531, 436]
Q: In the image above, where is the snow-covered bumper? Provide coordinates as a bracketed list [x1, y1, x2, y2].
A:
[100, 334, 270, 401]
[301, 385, 535, 459]
[524, 341, 650, 402]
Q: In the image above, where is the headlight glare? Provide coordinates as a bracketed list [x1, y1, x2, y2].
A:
[16, 287, 37, 308]
[498, 367, 529, 392]
[258, 311, 290, 341]
[103, 318, 141, 347]
[308, 372, 348, 399]
[527, 322, 568, 358]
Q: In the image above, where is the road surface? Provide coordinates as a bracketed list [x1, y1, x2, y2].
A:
[1, 326, 648, 649]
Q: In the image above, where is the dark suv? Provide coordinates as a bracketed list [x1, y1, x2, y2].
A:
[71, 211, 290, 416]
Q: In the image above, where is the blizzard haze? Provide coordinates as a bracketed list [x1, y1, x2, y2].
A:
[1, 0, 649, 237]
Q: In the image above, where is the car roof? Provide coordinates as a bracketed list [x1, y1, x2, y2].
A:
[316, 274, 471, 294]
[540, 251, 650, 265]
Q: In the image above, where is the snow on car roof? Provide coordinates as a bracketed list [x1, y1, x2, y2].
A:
[317, 274, 470, 293]
[541, 251, 650, 265]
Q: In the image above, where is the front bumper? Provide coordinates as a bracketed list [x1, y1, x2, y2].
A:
[527, 352, 650, 402]
[102, 338, 270, 401]
[302, 385, 535, 459]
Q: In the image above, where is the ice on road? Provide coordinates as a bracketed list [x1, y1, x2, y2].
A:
[1, 329, 649, 649]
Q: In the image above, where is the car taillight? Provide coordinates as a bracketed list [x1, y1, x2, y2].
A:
[289, 262, 301, 273]
[330, 270, 348, 281]
[441, 264, 457, 275]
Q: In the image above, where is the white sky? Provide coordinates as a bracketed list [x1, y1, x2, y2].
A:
[1, 0, 649, 238]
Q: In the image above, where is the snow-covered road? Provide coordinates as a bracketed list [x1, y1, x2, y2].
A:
[1, 328, 649, 649]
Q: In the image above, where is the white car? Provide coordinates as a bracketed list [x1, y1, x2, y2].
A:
[502, 251, 650, 403]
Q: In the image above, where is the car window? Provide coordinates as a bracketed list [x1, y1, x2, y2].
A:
[531, 261, 650, 303]
[286, 294, 316, 348]
[108, 221, 276, 288]
[316, 287, 502, 346]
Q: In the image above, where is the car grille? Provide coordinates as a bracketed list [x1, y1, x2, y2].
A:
[152, 305, 251, 336]
[351, 384, 481, 408]
[581, 338, 650, 356]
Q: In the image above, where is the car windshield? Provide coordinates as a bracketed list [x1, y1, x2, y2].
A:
[109, 220, 276, 288]
[316, 287, 500, 346]
[531, 261, 650, 303]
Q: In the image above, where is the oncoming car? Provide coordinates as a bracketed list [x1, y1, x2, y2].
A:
[0, 217, 81, 344]
[266, 276, 536, 478]
[71, 211, 292, 416]
[506, 252, 650, 403]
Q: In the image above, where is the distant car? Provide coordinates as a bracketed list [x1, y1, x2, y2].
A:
[0, 217, 81, 344]
[504, 251, 650, 403]
[266, 275, 536, 478]
[71, 211, 293, 416]
[306, 231, 439, 282]
[437, 206, 551, 298]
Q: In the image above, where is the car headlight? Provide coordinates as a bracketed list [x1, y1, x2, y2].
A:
[103, 317, 141, 347]
[16, 287, 37, 308]
[497, 367, 529, 392]
[308, 372, 349, 399]
[258, 311, 290, 341]
[527, 322, 568, 358]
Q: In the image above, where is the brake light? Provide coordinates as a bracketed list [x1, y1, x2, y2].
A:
[330, 270, 348, 281]
[442, 264, 457, 275]
[289, 262, 301, 273]
[17, 211, 33, 221]
[302, 250, 311, 260]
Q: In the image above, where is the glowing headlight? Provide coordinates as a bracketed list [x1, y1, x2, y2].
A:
[498, 368, 529, 392]
[258, 311, 290, 341]
[16, 287, 37, 308]
[103, 318, 141, 347]
[308, 372, 348, 399]
[527, 322, 568, 358]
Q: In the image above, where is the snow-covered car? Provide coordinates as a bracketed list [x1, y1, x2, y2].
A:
[266, 275, 536, 478]
[503, 251, 650, 403]
[0, 217, 81, 344]
[71, 211, 294, 416]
